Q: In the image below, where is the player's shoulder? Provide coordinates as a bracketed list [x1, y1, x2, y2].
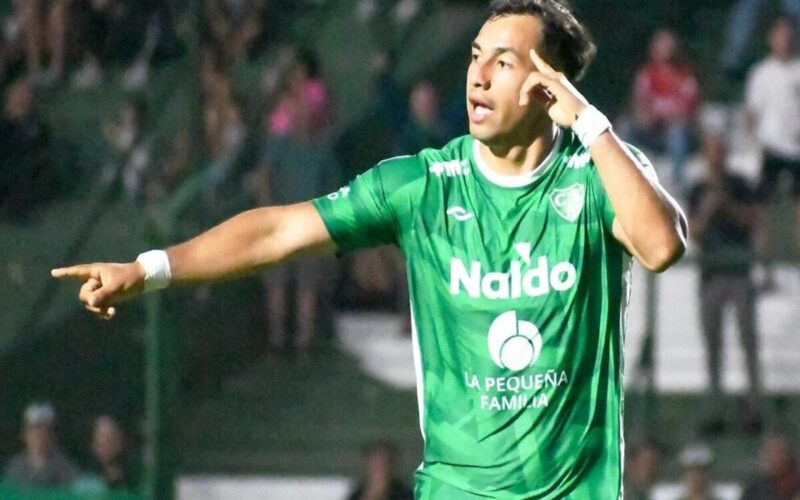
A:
[373, 135, 471, 179]
[418, 135, 472, 162]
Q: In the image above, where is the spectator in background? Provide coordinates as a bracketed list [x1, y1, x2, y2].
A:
[628, 29, 700, 196]
[367, 77, 446, 335]
[334, 49, 410, 333]
[103, 98, 154, 201]
[348, 439, 413, 500]
[3, 402, 80, 488]
[624, 439, 663, 500]
[720, 0, 800, 79]
[257, 48, 338, 355]
[203, 66, 245, 172]
[86, 416, 136, 490]
[396, 79, 447, 155]
[0, 1, 29, 84]
[204, 0, 265, 67]
[19, 0, 67, 86]
[742, 432, 800, 500]
[0, 79, 50, 221]
[72, 0, 115, 89]
[267, 47, 332, 138]
[371, 49, 406, 137]
[120, 2, 182, 91]
[688, 134, 763, 436]
[677, 444, 719, 500]
[745, 16, 800, 290]
[72, 0, 174, 90]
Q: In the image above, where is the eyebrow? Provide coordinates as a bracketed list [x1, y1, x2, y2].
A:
[471, 41, 519, 58]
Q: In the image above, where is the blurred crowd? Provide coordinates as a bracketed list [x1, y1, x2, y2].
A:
[0, 0, 449, 352]
[617, 8, 800, 441]
[1, 1, 799, 498]
[3, 402, 136, 494]
[625, 434, 800, 500]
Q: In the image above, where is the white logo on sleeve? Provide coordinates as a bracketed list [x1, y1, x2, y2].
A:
[446, 206, 474, 221]
[549, 183, 585, 222]
[487, 311, 543, 371]
[326, 186, 351, 200]
[430, 159, 470, 177]
[566, 151, 591, 169]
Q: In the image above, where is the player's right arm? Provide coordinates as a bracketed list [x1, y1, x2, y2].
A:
[51, 202, 334, 319]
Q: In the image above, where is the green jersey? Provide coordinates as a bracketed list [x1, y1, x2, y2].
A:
[312, 129, 647, 499]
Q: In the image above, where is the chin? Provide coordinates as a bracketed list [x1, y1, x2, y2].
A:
[469, 123, 496, 143]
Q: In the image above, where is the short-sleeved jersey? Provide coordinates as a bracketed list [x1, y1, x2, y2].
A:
[312, 130, 642, 499]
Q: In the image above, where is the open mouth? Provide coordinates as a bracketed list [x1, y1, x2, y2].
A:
[469, 96, 494, 122]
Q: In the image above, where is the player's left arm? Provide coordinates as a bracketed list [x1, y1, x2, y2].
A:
[521, 50, 687, 272]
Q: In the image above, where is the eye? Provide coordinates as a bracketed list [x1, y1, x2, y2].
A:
[470, 52, 480, 62]
[497, 60, 511, 69]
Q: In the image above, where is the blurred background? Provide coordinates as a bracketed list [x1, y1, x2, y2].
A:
[0, 0, 798, 499]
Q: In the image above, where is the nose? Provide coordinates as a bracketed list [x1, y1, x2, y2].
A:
[469, 60, 491, 90]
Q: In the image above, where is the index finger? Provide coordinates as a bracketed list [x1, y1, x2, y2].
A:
[530, 49, 556, 74]
[51, 264, 99, 281]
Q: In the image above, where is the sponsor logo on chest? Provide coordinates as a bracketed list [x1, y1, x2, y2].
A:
[449, 243, 577, 300]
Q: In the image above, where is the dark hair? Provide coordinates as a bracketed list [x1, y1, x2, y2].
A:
[488, 0, 596, 81]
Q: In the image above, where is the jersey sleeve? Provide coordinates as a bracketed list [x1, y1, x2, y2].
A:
[311, 155, 422, 253]
[588, 142, 658, 233]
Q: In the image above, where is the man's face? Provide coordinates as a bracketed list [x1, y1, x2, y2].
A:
[760, 436, 793, 475]
[649, 30, 678, 63]
[5, 82, 32, 120]
[769, 20, 793, 59]
[92, 419, 124, 464]
[24, 424, 53, 457]
[702, 135, 726, 174]
[410, 81, 439, 125]
[466, 14, 546, 146]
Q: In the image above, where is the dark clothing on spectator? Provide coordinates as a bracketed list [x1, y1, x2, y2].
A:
[698, 272, 758, 405]
[347, 479, 414, 500]
[689, 172, 761, 419]
[396, 121, 447, 157]
[689, 174, 757, 280]
[85, 457, 138, 491]
[741, 473, 800, 500]
[76, 0, 157, 65]
[3, 451, 79, 488]
[758, 151, 800, 201]
[0, 113, 50, 219]
[263, 135, 338, 205]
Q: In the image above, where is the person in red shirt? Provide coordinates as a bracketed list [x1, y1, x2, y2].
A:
[630, 29, 701, 196]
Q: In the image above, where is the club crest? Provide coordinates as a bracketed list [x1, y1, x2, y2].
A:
[549, 183, 585, 222]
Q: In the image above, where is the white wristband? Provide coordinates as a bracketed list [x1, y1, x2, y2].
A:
[572, 105, 612, 148]
[136, 250, 172, 293]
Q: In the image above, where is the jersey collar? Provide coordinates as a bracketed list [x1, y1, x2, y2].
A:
[472, 126, 563, 188]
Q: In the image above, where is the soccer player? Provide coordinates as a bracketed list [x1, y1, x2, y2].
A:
[53, 1, 687, 497]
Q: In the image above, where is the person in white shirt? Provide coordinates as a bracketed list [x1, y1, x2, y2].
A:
[745, 16, 800, 288]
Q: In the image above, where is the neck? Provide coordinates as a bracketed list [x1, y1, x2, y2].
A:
[479, 119, 556, 177]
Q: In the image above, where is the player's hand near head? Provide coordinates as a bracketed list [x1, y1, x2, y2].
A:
[51, 262, 146, 320]
[520, 49, 589, 128]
